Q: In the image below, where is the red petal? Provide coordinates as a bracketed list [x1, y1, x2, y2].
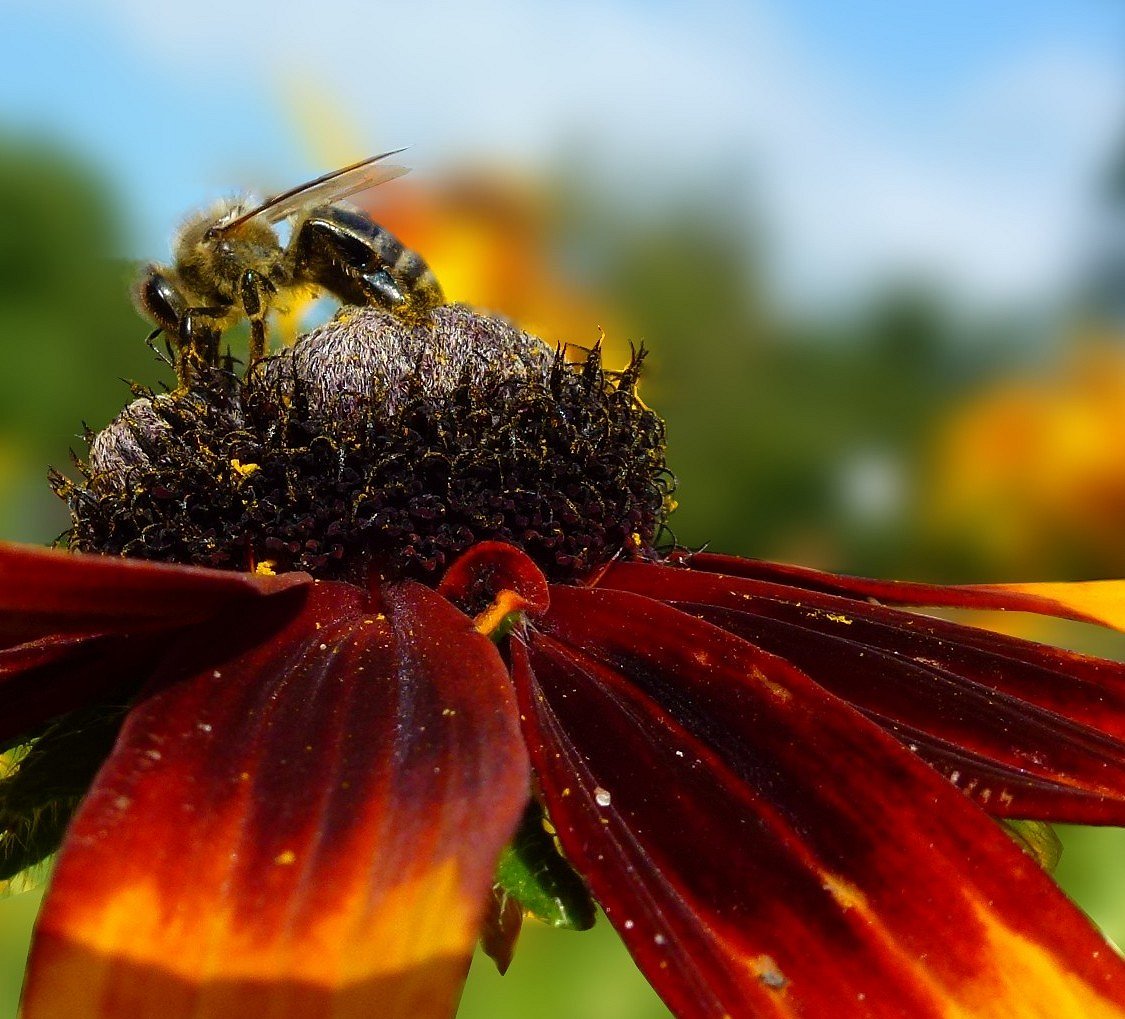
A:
[687, 551, 1125, 631]
[514, 586, 1125, 1018]
[22, 579, 529, 1018]
[0, 633, 165, 745]
[690, 601, 1125, 823]
[603, 561, 1125, 822]
[604, 562, 1125, 720]
[0, 541, 308, 647]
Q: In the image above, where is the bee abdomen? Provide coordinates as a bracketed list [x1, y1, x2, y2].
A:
[392, 248, 444, 312]
[296, 206, 444, 314]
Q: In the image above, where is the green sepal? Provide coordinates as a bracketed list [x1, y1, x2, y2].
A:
[494, 798, 596, 931]
[0, 703, 127, 895]
[1003, 819, 1062, 873]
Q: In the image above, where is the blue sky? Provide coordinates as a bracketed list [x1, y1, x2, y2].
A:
[784, 1, 1125, 100]
[4, 1, 1123, 308]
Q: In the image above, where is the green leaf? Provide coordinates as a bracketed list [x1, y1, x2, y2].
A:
[1004, 819, 1062, 873]
[494, 799, 596, 931]
[0, 703, 126, 895]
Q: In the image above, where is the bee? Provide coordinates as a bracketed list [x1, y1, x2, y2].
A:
[134, 150, 444, 381]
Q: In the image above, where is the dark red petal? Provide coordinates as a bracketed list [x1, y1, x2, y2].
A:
[22, 578, 529, 1018]
[0, 541, 308, 647]
[602, 561, 1125, 822]
[687, 551, 1125, 631]
[603, 562, 1125, 722]
[438, 541, 551, 618]
[0, 632, 165, 745]
[514, 586, 1125, 1018]
[479, 885, 524, 976]
[683, 602, 1125, 823]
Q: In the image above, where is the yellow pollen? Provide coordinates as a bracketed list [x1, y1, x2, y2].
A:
[230, 458, 260, 478]
[254, 560, 277, 576]
[274, 850, 297, 866]
[749, 665, 792, 703]
[821, 872, 867, 911]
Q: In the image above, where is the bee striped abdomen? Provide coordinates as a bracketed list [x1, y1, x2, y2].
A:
[297, 206, 444, 315]
[393, 248, 444, 312]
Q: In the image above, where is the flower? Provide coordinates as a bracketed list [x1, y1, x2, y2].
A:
[7, 304, 1125, 1018]
[355, 169, 626, 355]
[924, 336, 1125, 577]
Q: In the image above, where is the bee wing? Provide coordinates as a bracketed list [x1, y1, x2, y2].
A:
[213, 151, 410, 235]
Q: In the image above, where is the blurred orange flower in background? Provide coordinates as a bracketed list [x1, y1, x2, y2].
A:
[359, 168, 630, 361]
[925, 332, 1125, 580]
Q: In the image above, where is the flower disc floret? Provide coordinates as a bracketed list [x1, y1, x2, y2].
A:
[55, 306, 673, 584]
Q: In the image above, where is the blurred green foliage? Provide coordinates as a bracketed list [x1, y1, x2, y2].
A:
[0, 137, 1123, 1018]
[0, 136, 172, 544]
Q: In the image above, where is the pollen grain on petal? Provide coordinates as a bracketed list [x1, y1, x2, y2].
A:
[749, 954, 789, 992]
[818, 871, 866, 913]
[749, 664, 792, 703]
[230, 459, 260, 478]
[473, 589, 528, 637]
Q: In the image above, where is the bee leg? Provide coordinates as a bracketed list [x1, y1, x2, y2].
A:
[179, 307, 225, 382]
[238, 270, 275, 363]
[361, 268, 405, 308]
[290, 208, 444, 320]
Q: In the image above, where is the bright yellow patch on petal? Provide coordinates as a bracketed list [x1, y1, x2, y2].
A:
[982, 580, 1125, 633]
[795, 870, 1125, 1019]
[23, 859, 479, 1018]
[951, 902, 1125, 1019]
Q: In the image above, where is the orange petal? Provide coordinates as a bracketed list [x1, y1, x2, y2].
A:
[22, 579, 529, 1018]
[974, 580, 1125, 632]
[688, 551, 1125, 631]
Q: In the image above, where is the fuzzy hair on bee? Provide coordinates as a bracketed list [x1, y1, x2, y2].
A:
[133, 151, 445, 385]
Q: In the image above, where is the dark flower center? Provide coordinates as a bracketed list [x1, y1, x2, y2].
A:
[54, 306, 674, 585]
